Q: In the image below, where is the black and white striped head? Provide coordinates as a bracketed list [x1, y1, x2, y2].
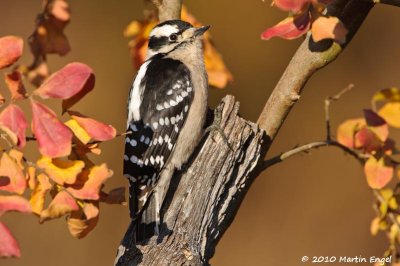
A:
[147, 20, 210, 57]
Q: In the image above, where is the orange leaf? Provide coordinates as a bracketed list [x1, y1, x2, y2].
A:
[0, 152, 26, 195]
[363, 109, 389, 142]
[69, 111, 116, 142]
[31, 100, 72, 158]
[40, 190, 79, 223]
[30, 173, 52, 215]
[0, 36, 23, 69]
[336, 118, 365, 148]
[67, 203, 99, 239]
[364, 156, 394, 189]
[311, 16, 348, 44]
[34, 63, 95, 100]
[67, 164, 113, 200]
[0, 222, 20, 258]
[0, 104, 28, 148]
[0, 195, 31, 214]
[261, 12, 311, 41]
[37, 156, 84, 185]
[379, 102, 400, 128]
[26, 166, 37, 190]
[4, 70, 27, 101]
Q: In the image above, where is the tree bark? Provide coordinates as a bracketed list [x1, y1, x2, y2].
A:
[118, 96, 265, 265]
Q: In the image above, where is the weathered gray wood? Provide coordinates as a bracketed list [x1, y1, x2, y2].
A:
[122, 95, 265, 265]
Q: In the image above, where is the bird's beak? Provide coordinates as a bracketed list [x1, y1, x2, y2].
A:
[194, 25, 211, 37]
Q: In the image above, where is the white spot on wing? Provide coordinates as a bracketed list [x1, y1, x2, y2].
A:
[130, 139, 137, 147]
[164, 102, 170, 109]
[170, 100, 177, 106]
[184, 105, 189, 112]
[171, 117, 176, 124]
[167, 89, 173, 95]
[124, 155, 129, 161]
[130, 155, 138, 163]
[159, 117, 164, 126]
[164, 117, 170, 125]
[153, 122, 158, 130]
[156, 104, 164, 111]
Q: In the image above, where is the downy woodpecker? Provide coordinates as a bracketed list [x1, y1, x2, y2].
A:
[123, 20, 209, 241]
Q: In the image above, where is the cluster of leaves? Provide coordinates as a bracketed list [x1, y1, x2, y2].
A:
[336, 88, 400, 263]
[261, 0, 348, 44]
[124, 5, 233, 89]
[0, 37, 125, 258]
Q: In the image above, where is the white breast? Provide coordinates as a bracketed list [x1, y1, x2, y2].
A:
[127, 61, 150, 128]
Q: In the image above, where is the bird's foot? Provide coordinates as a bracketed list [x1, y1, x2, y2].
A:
[204, 107, 232, 151]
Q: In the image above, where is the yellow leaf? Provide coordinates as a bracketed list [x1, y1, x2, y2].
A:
[379, 102, 400, 128]
[26, 166, 36, 190]
[65, 119, 91, 144]
[372, 87, 400, 104]
[37, 156, 85, 185]
[30, 173, 52, 215]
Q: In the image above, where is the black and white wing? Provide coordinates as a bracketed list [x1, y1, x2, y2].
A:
[124, 57, 194, 220]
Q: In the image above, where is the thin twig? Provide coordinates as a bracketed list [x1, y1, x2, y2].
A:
[263, 140, 367, 169]
[325, 84, 354, 140]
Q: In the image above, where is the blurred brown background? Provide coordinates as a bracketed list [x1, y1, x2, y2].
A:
[1, 1, 399, 265]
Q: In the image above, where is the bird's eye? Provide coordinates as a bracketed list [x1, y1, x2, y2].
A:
[169, 34, 178, 41]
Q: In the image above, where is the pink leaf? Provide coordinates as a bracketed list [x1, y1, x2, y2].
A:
[0, 36, 23, 69]
[0, 104, 28, 148]
[261, 12, 310, 40]
[31, 100, 72, 158]
[34, 62, 95, 100]
[0, 222, 20, 258]
[0, 195, 31, 215]
[69, 111, 116, 142]
[273, 0, 311, 13]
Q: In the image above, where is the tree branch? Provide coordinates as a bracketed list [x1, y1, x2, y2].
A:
[147, 0, 182, 21]
[257, 0, 374, 145]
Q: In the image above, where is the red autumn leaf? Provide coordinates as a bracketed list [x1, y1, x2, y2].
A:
[364, 156, 394, 189]
[0, 222, 20, 258]
[261, 12, 310, 40]
[355, 127, 382, 153]
[67, 164, 113, 200]
[0, 195, 31, 215]
[34, 63, 95, 100]
[4, 70, 27, 101]
[311, 16, 348, 44]
[273, 0, 311, 13]
[0, 104, 28, 148]
[0, 153, 26, 195]
[0, 36, 23, 69]
[40, 190, 79, 223]
[31, 100, 72, 158]
[69, 111, 116, 142]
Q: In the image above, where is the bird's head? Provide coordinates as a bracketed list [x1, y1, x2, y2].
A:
[147, 20, 210, 58]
